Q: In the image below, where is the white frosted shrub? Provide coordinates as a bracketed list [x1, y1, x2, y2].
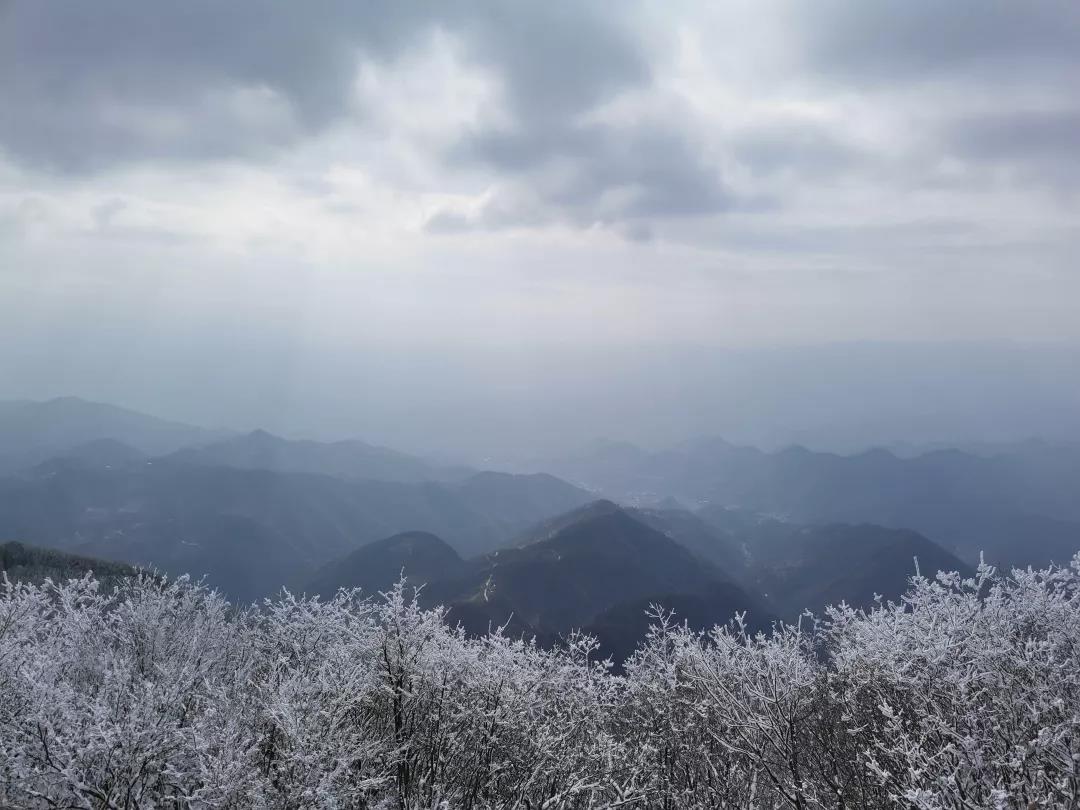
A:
[2, 555, 1078, 808]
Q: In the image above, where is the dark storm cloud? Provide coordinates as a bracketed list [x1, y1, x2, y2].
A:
[0, 1, 646, 172]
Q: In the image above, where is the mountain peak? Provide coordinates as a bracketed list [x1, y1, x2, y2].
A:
[307, 531, 463, 599]
[425, 503, 745, 640]
[514, 499, 624, 547]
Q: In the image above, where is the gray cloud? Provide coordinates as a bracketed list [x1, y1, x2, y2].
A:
[0, 1, 646, 172]
[0, 2, 384, 169]
[456, 4, 647, 124]
[788, 1, 1080, 193]
[798, 0, 1080, 83]
[945, 109, 1080, 189]
[2, 0, 1079, 388]
[6, 1, 1079, 225]
[1, 1, 676, 235]
[732, 122, 865, 179]
[433, 122, 738, 232]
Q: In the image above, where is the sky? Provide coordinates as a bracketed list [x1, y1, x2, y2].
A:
[1, 2, 1079, 457]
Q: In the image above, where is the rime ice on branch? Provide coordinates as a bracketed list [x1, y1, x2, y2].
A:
[2, 558, 1079, 808]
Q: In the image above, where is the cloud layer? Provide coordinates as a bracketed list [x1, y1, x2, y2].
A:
[1, 1, 1078, 450]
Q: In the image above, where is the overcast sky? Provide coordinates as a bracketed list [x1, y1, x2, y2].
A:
[2, 2, 1078, 456]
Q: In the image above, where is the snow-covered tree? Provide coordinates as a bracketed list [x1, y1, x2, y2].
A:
[3, 555, 1079, 808]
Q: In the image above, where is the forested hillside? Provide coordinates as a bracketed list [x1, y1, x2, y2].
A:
[1, 540, 140, 588]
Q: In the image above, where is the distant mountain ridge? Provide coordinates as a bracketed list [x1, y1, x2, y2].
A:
[3, 394, 1075, 627]
[0, 397, 229, 472]
[695, 505, 974, 618]
[529, 436, 1080, 569]
[33, 438, 146, 472]
[169, 429, 472, 483]
[0, 461, 593, 601]
[629, 505, 748, 577]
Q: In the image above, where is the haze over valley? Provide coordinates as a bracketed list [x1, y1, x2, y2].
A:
[1, 396, 1074, 635]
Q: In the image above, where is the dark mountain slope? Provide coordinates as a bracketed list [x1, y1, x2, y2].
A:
[774, 524, 971, 616]
[1, 540, 142, 589]
[695, 508, 973, 618]
[453, 471, 593, 535]
[0, 462, 395, 563]
[511, 499, 624, 546]
[585, 582, 774, 671]
[54, 437, 145, 468]
[628, 506, 747, 576]
[878, 509, 1080, 573]
[695, 503, 781, 537]
[0, 463, 591, 600]
[307, 531, 464, 599]
[426, 506, 760, 638]
[77, 513, 308, 604]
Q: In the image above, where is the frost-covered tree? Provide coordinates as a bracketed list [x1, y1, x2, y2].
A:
[2, 555, 1079, 808]
[0, 574, 257, 808]
[824, 562, 1080, 807]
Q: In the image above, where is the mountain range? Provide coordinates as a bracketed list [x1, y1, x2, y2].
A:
[0, 397, 227, 472]
[0, 396, 1071, 662]
[300, 498, 971, 667]
[168, 428, 472, 483]
[0, 460, 593, 602]
[525, 437, 1080, 569]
